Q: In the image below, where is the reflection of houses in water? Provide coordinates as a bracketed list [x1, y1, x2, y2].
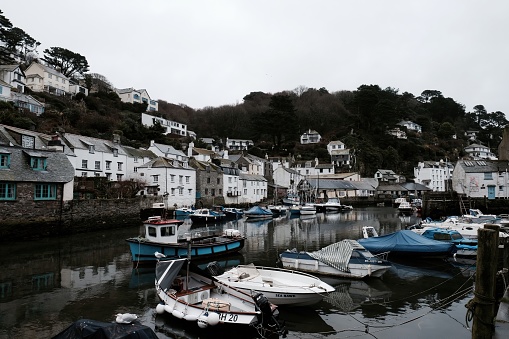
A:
[61, 261, 121, 289]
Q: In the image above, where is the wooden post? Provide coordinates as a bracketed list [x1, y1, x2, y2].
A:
[472, 224, 499, 338]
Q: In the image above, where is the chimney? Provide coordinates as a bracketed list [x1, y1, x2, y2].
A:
[223, 149, 229, 159]
[188, 141, 194, 157]
[113, 133, 121, 144]
[47, 135, 64, 152]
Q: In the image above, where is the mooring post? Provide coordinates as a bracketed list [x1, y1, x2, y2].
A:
[471, 224, 499, 338]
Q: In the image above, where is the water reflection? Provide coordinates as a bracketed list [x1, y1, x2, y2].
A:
[0, 207, 475, 339]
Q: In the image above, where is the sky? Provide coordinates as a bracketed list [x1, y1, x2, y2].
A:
[3, 1, 509, 114]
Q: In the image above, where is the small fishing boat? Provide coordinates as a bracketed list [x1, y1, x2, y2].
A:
[174, 207, 194, 217]
[397, 201, 414, 214]
[244, 205, 273, 220]
[314, 197, 352, 213]
[189, 208, 226, 224]
[357, 230, 456, 259]
[289, 204, 316, 216]
[125, 216, 245, 263]
[154, 258, 287, 335]
[267, 205, 288, 216]
[279, 240, 391, 279]
[209, 262, 335, 306]
[222, 207, 244, 220]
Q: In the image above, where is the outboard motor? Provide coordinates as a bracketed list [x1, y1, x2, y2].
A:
[253, 292, 287, 338]
[206, 261, 224, 277]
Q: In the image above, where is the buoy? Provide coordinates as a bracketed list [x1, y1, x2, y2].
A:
[156, 304, 165, 314]
[197, 314, 209, 328]
[172, 309, 185, 319]
[183, 313, 198, 321]
[164, 305, 173, 314]
[207, 312, 220, 326]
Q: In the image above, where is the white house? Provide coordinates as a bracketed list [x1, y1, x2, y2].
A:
[24, 62, 69, 96]
[0, 79, 12, 102]
[141, 113, 187, 137]
[57, 132, 129, 181]
[387, 127, 407, 139]
[221, 165, 241, 205]
[10, 92, 45, 115]
[225, 137, 253, 151]
[0, 64, 25, 93]
[239, 173, 267, 204]
[327, 140, 350, 166]
[452, 159, 509, 199]
[147, 140, 188, 162]
[374, 169, 402, 183]
[300, 129, 321, 144]
[397, 120, 422, 133]
[464, 143, 498, 160]
[122, 145, 157, 179]
[273, 164, 302, 195]
[414, 160, 454, 192]
[134, 157, 196, 207]
[116, 88, 158, 112]
[68, 81, 89, 96]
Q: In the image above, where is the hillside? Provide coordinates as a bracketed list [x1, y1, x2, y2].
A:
[0, 85, 506, 180]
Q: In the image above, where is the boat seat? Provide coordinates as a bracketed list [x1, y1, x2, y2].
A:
[262, 278, 274, 287]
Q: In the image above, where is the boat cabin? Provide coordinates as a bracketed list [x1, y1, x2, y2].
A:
[144, 217, 183, 244]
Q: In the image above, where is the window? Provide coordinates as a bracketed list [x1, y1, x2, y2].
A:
[170, 175, 175, 182]
[116, 174, 123, 181]
[0, 182, 16, 200]
[81, 172, 87, 177]
[179, 175, 183, 184]
[228, 177, 232, 183]
[160, 226, 175, 237]
[219, 189, 222, 195]
[117, 162, 123, 171]
[82, 160, 88, 169]
[186, 176, 190, 184]
[95, 161, 100, 170]
[205, 188, 209, 195]
[106, 173, 111, 180]
[179, 188, 183, 195]
[0, 153, 10, 168]
[89, 145, 95, 154]
[217, 178, 220, 184]
[148, 227, 157, 237]
[134, 157, 139, 163]
[484, 173, 493, 180]
[35, 184, 56, 200]
[113, 149, 118, 157]
[171, 188, 175, 195]
[31, 157, 47, 170]
[153, 175, 159, 182]
[211, 189, 215, 196]
[207, 177, 211, 184]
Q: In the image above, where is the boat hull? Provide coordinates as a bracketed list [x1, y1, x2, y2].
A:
[279, 252, 390, 279]
[126, 236, 245, 262]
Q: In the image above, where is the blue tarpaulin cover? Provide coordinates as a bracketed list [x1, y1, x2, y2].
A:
[358, 230, 455, 256]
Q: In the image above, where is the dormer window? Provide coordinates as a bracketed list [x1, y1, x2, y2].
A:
[31, 157, 47, 170]
[89, 145, 95, 154]
[113, 149, 118, 157]
[0, 152, 11, 169]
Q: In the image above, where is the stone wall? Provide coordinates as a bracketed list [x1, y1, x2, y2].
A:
[0, 195, 162, 240]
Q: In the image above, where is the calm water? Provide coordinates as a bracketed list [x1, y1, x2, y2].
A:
[0, 207, 475, 339]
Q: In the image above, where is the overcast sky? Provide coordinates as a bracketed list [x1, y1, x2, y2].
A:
[3, 1, 509, 114]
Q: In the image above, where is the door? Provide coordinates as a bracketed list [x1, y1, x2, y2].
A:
[487, 185, 496, 199]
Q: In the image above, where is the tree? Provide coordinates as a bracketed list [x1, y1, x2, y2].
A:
[42, 47, 90, 79]
[0, 10, 14, 64]
[2, 27, 39, 63]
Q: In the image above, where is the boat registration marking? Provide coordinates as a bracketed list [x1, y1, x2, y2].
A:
[218, 313, 238, 322]
[276, 294, 296, 298]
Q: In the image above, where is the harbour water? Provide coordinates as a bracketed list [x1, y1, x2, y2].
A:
[0, 207, 475, 338]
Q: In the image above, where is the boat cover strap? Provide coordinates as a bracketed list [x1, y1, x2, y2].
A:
[308, 240, 364, 273]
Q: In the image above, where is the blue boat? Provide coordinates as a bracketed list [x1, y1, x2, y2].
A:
[419, 228, 477, 258]
[125, 216, 246, 263]
[244, 205, 273, 220]
[174, 207, 194, 217]
[358, 230, 456, 259]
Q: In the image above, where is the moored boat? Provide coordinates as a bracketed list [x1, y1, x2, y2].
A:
[357, 230, 457, 259]
[189, 208, 226, 224]
[154, 258, 287, 334]
[244, 205, 273, 220]
[209, 262, 335, 306]
[125, 216, 246, 263]
[174, 207, 195, 217]
[279, 240, 391, 279]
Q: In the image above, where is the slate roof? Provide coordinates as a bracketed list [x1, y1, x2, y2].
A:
[62, 133, 127, 156]
[400, 182, 432, 191]
[151, 142, 186, 157]
[307, 178, 357, 190]
[122, 145, 157, 159]
[137, 157, 194, 170]
[0, 146, 74, 183]
[457, 159, 509, 173]
[0, 124, 53, 150]
[239, 173, 267, 182]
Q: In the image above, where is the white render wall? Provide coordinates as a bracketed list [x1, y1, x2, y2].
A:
[71, 148, 129, 181]
[135, 166, 196, 207]
[141, 113, 187, 137]
[239, 178, 267, 204]
[223, 173, 240, 205]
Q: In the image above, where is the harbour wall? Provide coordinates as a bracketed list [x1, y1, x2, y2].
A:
[0, 196, 161, 241]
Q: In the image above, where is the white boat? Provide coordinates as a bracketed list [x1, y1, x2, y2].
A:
[315, 197, 353, 212]
[155, 258, 287, 334]
[279, 239, 391, 279]
[397, 201, 414, 214]
[267, 205, 288, 216]
[209, 263, 335, 306]
[289, 204, 316, 216]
